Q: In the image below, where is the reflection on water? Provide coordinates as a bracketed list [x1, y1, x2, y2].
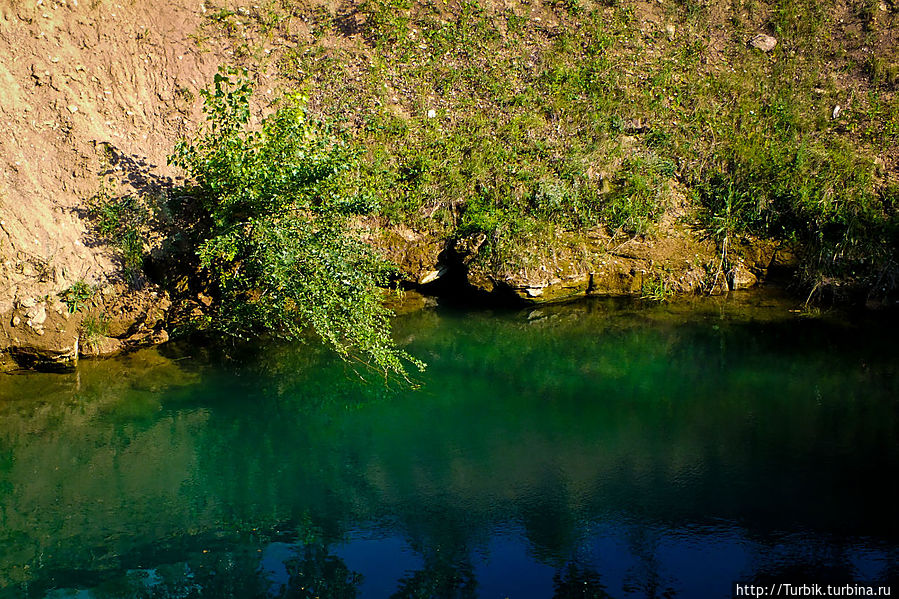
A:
[0, 291, 897, 598]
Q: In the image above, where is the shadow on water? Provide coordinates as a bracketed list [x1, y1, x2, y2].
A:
[0, 291, 897, 597]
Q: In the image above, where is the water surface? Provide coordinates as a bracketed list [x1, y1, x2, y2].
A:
[1, 291, 897, 598]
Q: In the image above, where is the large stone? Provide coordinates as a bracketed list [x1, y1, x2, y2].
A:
[729, 263, 759, 290]
[366, 225, 445, 285]
[8, 340, 79, 371]
[749, 34, 777, 52]
[419, 268, 447, 285]
[80, 335, 124, 357]
[25, 303, 48, 328]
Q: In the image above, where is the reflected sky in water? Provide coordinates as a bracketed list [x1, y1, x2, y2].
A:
[0, 291, 897, 598]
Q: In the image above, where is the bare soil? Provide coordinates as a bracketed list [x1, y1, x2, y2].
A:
[0, 0, 223, 366]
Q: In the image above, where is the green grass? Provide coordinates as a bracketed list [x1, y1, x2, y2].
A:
[641, 270, 674, 302]
[201, 0, 898, 296]
[80, 313, 109, 344]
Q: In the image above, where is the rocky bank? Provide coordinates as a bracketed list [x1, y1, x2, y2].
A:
[0, 0, 786, 371]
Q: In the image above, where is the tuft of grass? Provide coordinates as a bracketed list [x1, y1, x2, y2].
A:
[641, 270, 674, 302]
[81, 313, 109, 345]
[89, 188, 150, 284]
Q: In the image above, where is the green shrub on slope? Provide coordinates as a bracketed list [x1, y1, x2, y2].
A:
[170, 69, 424, 380]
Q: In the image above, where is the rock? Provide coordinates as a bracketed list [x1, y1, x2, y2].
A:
[50, 298, 69, 316]
[729, 263, 758, 290]
[467, 271, 497, 294]
[419, 268, 446, 285]
[3, 282, 173, 371]
[749, 34, 777, 52]
[771, 244, 800, 269]
[664, 24, 675, 39]
[455, 233, 487, 262]
[19, 297, 36, 309]
[367, 226, 444, 285]
[598, 177, 612, 194]
[832, 105, 841, 119]
[8, 341, 79, 371]
[25, 303, 47, 323]
[103, 317, 134, 338]
[708, 273, 730, 295]
[80, 335, 124, 357]
[500, 272, 595, 303]
[590, 270, 642, 296]
[25, 304, 48, 329]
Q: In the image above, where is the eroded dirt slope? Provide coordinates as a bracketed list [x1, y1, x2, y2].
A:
[0, 0, 224, 366]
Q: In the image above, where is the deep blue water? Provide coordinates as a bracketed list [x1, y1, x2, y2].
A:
[0, 292, 897, 598]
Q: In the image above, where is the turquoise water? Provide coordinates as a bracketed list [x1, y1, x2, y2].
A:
[0, 292, 897, 598]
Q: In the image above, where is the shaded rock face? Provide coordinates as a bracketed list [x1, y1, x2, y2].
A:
[364, 225, 448, 286]
[7, 341, 79, 372]
[378, 224, 777, 306]
[729, 263, 759, 290]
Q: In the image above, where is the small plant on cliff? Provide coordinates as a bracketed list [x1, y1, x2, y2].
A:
[61, 280, 93, 314]
[169, 68, 423, 381]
